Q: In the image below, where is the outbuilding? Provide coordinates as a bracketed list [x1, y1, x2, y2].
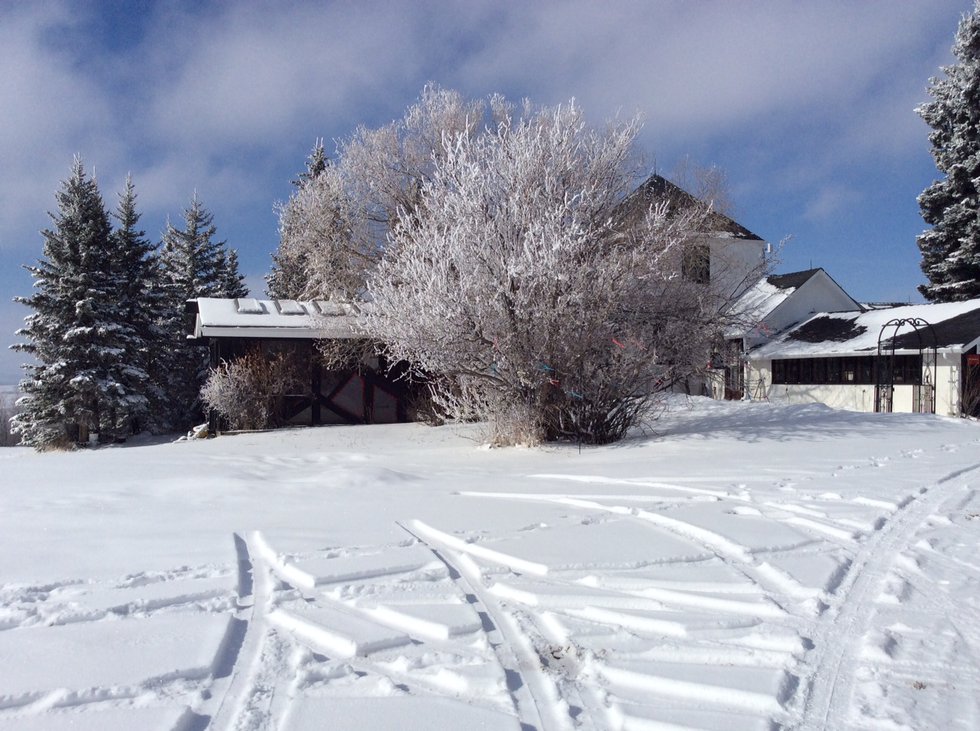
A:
[185, 297, 419, 431]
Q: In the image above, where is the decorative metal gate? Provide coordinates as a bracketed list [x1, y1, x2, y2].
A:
[874, 318, 937, 414]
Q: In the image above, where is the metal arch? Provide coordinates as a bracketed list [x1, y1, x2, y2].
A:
[874, 317, 939, 414]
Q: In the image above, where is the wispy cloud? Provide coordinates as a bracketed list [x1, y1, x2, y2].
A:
[804, 185, 862, 222]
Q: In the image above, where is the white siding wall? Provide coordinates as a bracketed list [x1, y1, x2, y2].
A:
[747, 358, 961, 415]
[710, 237, 766, 300]
[936, 354, 960, 416]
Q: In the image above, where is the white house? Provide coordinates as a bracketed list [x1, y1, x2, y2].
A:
[744, 299, 980, 417]
[717, 268, 860, 399]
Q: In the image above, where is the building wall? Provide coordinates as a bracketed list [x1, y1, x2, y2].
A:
[936, 352, 961, 417]
[747, 358, 960, 415]
[709, 237, 766, 300]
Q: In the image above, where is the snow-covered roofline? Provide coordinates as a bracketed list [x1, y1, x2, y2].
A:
[726, 268, 860, 339]
[749, 298, 980, 359]
[186, 297, 367, 340]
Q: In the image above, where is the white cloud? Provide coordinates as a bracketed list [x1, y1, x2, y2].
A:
[804, 185, 862, 222]
[0, 0, 971, 368]
[0, 3, 124, 250]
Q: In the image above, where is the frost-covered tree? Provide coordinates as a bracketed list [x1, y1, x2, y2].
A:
[267, 140, 338, 299]
[267, 85, 485, 300]
[12, 159, 132, 447]
[157, 194, 248, 428]
[368, 101, 725, 445]
[917, 0, 980, 302]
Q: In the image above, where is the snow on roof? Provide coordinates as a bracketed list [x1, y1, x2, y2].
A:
[766, 268, 822, 290]
[727, 278, 794, 332]
[188, 298, 366, 340]
[725, 269, 823, 335]
[750, 298, 980, 358]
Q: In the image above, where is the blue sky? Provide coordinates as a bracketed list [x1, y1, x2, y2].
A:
[0, 0, 972, 384]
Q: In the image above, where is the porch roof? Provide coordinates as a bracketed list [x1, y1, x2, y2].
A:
[749, 298, 980, 359]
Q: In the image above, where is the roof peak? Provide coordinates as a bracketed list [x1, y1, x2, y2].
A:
[622, 174, 763, 241]
[766, 268, 824, 290]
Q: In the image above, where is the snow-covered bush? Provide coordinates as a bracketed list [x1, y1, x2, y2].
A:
[368, 100, 725, 445]
[200, 352, 306, 432]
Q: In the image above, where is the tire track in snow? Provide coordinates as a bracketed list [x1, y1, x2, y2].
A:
[798, 461, 980, 731]
[402, 519, 574, 731]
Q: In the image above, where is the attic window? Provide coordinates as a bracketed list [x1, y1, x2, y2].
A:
[275, 300, 306, 316]
[235, 298, 265, 314]
[682, 243, 710, 284]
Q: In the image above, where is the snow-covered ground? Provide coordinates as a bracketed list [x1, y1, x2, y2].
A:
[1, 397, 979, 730]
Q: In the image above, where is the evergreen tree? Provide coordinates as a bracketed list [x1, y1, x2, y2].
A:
[159, 193, 228, 302]
[12, 158, 125, 448]
[917, 0, 980, 302]
[268, 140, 329, 299]
[217, 248, 249, 299]
[157, 194, 248, 428]
[110, 175, 166, 434]
[291, 138, 328, 187]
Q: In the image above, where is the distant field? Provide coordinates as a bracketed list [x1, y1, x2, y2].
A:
[0, 385, 19, 406]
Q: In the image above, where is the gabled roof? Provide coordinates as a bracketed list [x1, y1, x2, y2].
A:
[727, 277, 796, 328]
[615, 174, 763, 240]
[749, 298, 980, 358]
[186, 297, 365, 340]
[727, 268, 853, 335]
[767, 269, 822, 290]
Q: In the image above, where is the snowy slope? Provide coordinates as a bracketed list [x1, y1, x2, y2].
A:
[1, 398, 978, 730]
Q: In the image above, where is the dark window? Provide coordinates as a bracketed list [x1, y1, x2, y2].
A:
[827, 358, 842, 383]
[889, 354, 923, 385]
[857, 358, 873, 384]
[771, 356, 879, 385]
[682, 243, 710, 284]
[786, 359, 800, 384]
[800, 359, 813, 383]
[812, 358, 827, 383]
[772, 360, 785, 383]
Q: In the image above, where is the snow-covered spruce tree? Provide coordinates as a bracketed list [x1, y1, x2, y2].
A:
[12, 159, 134, 448]
[267, 85, 486, 301]
[917, 0, 980, 302]
[217, 248, 249, 299]
[157, 194, 248, 429]
[109, 175, 167, 435]
[368, 100, 722, 446]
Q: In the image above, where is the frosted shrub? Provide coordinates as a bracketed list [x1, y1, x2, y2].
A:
[369, 99, 727, 445]
[200, 352, 306, 432]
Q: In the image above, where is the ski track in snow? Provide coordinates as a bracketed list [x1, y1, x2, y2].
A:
[2, 410, 979, 730]
[798, 461, 980, 731]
